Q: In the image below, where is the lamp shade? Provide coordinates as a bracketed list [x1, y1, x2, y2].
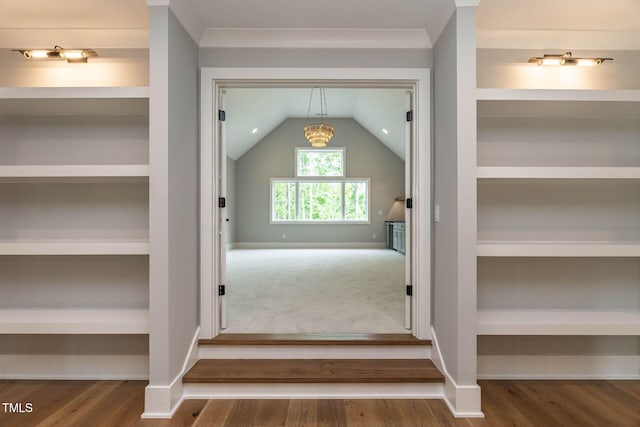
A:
[386, 198, 405, 221]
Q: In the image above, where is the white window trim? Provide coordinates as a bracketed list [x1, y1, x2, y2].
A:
[295, 147, 346, 178]
[270, 177, 370, 224]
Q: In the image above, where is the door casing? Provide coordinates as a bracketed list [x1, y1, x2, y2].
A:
[199, 67, 431, 339]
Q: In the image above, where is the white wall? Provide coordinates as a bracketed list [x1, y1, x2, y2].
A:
[434, 9, 460, 381]
[234, 118, 404, 245]
[167, 8, 199, 383]
[432, 6, 480, 414]
[147, 5, 199, 413]
[200, 48, 432, 69]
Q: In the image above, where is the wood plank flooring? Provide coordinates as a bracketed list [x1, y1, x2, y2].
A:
[199, 333, 431, 346]
[183, 359, 444, 384]
[0, 380, 639, 426]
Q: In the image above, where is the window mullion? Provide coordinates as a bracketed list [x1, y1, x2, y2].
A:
[295, 182, 300, 221]
[341, 181, 346, 220]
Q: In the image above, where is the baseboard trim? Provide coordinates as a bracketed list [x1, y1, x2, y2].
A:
[142, 326, 200, 419]
[232, 242, 387, 249]
[0, 354, 148, 380]
[478, 354, 640, 379]
[430, 327, 484, 418]
[183, 382, 444, 399]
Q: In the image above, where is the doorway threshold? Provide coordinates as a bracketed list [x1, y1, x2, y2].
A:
[199, 333, 431, 346]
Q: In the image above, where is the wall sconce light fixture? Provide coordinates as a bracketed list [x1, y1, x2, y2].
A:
[13, 46, 98, 63]
[528, 52, 613, 67]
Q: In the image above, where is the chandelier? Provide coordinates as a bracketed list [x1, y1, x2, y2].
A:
[303, 87, 334, 148]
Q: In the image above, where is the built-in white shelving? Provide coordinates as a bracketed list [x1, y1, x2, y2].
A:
[477, 88, 640, 102]
[477, 84, 640, 378]
[477, 309, 640, 336]
[0, 73, 150, 379]
[0, 165, 149, 182]
[477, 88, 640, 119]
[0, 240, 149, 255]
[0, 86, 149, 116]
[0, 308, 149, 334]
[477, 167, 640, 179]
[0, 86, 149, 99]
[477, 241, 640, 257]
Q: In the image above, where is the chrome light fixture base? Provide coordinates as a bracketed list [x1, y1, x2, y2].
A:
[13, 46, 98, 63]
[528, 51, 613, 67]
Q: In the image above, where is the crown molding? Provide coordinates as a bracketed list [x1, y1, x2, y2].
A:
[426, 0, 479, 46]
[426, 0, 455, 46]
[199, 28, 431, 49]
[478, 29, 640, 50]
[0, 29, 149, 49]
[146, 0, 204, 44]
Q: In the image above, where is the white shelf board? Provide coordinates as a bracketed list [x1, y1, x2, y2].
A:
[0, 165, 149, 182]
[0, 308, 149, 334]
[0, 86, 149, 100]
[477, 167, 640, 179]
[0, 86, 149, 116]
[0, 240, 149, 255]
[477, 241, 640, 257]
[477, 88, 640, 118]
[477, 309, 640, 336]
[477, 88, 640, 102]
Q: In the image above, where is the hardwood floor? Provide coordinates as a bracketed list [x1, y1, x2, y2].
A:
[0, 380, 639, 426]
[183, 359, 444, 383]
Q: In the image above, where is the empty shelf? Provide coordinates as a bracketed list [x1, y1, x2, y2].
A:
[0, 240, 150, 255]
[477, 167, 640, 180]
[477, 88, 640, 102]
[0, 87, 149, 116]
[477, 309, 640, 336]
[477, 241, 640, 257]
[0, 165, 149, 182]
[0, 308, 149, 334]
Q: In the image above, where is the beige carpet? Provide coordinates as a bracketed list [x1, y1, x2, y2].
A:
[224, 248, 407, 333]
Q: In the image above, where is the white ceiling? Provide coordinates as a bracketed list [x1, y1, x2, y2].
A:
[225, 88, 408, 160]
[190, 0, 438, 29]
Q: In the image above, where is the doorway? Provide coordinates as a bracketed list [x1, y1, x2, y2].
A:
[200, 68, 431, 339]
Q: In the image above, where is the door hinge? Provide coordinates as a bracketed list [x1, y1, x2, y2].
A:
[406, 198, 413, 209]
[406, 110, 413, 122]
[218, 110, 226, 122]
[218, 285, 226, 296]
[406, 285, 413, 296]
[218, 197, 226, 208]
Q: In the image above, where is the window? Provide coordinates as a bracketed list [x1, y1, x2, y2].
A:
[296, 148, 345, 177]
[271, 148, 369, 223]
[272, 179, 369, 223]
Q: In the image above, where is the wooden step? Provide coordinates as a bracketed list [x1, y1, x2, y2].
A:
[183, 359, 444, 384]
[199, 333, 431, 346]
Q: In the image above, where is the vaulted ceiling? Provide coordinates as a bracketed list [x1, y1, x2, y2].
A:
[225, 88, 408, 160]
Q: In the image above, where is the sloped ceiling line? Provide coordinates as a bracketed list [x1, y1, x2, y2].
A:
[226, 88, 407, 161]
